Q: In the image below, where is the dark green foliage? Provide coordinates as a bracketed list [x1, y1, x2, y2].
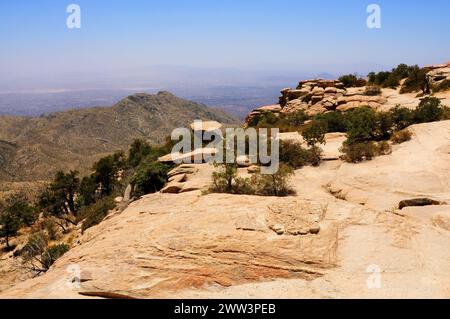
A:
[208, 163, 295, 197]
[78, 197, 116, 232]
[414, 97, 445, 123]
[248, 111, 311, 132]
[314, 111, 347, 132]
[368, 64, 422, 89]
[279, 140, 322, 168]
[132, 160, 171, 197]
[128, 139, 153, 168]
[384, 72, 401, 88]
[1, 195, 38, 249]
[210, 163, 239, 194]
[373, 112, 394, 140]
[400, 65, 427, 94]
[340, 142, 377, 163]
[390, 106, 415, 130]
[41, 244, 70, 270]
[368, 71, 391, 87]
[253, 164, 295, 197]
[286, 110, 310, 127]
[3, 194, 38, 227]
[93, 151, 126, 196]
[0, 208, 22, 249]
[301, 120, 327, 146]
[78, 175, 97, 207]
[38, 170, 80, 219]
[344, 107, 378, 144]
[338, 74, 366, 88]
[364, 85, 382, 96]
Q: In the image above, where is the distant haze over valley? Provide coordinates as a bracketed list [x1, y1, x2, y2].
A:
[0, 63, 388, 119]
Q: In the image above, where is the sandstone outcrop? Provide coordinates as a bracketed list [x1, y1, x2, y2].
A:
[426, 62, 450, 89]
[1, 119, 450, 299]
[244, 79, 390, 126]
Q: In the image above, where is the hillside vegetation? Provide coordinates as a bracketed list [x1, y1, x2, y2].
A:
[0, 91, 238, 182]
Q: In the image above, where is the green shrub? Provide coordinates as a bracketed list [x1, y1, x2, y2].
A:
[286, 110, 310, 127]
[390, 129, 412, 144]
[93, 151, 126, 196]
[400, 66, 427, 94]
[301, 120, 327, 146]
[78, 175, 98, 207]
[345, 107, 378, 144]
[208, 163, 295, 197]
[390, 106, 414, 130]
[315, 111, 347, 132]
[442, 106, 450, 120]
[279, 140, 322, 169]
[42, 218, 59, 241]
[0, 209, 22, 250]
[249, 111, 311, 132]
[22, 231, 48, 260]
[128, 139, 153, 168]
[374, 112, 394, 140]
[41, 244, 70, 270]
[79, 197, 116, 232]
[340, 142, 377, 163]
[368, 64, 417, 89]
[132, 160, 171, 197]
[209, 163, 239, 194]
[254, 164, 295, 197]
[384, 73, 401, 88]
[364, 85, 382, 96]
[338, 74, 366, 88]
[22, 232, 69, 273]
[414, 97, 444, 123]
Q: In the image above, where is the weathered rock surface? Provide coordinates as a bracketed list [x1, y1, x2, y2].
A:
[327, 120, 450, 211]
[1, 121, 450, 299]
[426, 62, 450, 89]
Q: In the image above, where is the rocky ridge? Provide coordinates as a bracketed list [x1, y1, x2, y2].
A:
[245, 62, 450, 126]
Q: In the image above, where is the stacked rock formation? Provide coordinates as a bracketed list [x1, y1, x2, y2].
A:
[245, 79, 388, 126]
[281, 79, 387, 115]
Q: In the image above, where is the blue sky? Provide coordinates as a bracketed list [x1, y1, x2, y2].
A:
[1, 0, 449, 88]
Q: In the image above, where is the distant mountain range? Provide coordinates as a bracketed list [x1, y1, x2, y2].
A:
[0, 91, 238, 182]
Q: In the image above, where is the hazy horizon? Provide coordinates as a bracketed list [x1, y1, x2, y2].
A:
[1, 0, 449, 116]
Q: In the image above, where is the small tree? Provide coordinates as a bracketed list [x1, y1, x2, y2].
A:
[390, 105, 414, 131]
[0, 209, 22, 249]
[414, 97, 444, 123]
[78, 175, 98, 206]
[338, 74, 366, 88]
[255, 164, 295, 197]
[315, 111, 347, 132]
[132, 160, 171, 197]
[93, 151, 126, 196]
[287, 110, 310, 127]
[374, 112, 394, 140]
[302, 120, 327, 146]
[210, 163, 238, 193]
[21, 231, 69, 275]
[128, 139, 153, 168]
[345, 107, 378, 144]
[53, 170, 80, 215]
